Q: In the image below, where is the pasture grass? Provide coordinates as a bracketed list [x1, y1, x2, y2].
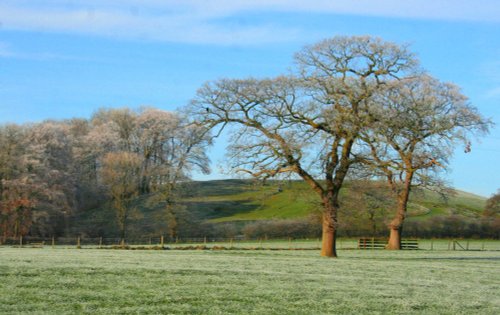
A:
[1, 247, 499, 314]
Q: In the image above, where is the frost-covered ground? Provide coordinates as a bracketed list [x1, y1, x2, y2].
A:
[0, 248, 499, 314]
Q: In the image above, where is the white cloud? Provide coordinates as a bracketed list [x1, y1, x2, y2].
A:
[0, 0, 499, 45]
[178, 0, 500, 22]
[0, 1, 300, 45]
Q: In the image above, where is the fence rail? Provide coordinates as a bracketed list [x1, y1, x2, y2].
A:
[1, 237, 499, 251]
[358, 238, 420, 250]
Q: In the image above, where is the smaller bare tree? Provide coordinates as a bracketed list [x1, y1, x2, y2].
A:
[360, 75, 491, 249]
[484, 189, 500, 217]
[101, 152, 141, 246]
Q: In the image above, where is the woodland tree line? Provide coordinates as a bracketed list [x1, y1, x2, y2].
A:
[0, 107, 209, 243]
[1, 36, 498, 256]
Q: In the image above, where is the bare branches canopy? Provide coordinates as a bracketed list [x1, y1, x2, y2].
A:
[189, 36, 421, 257]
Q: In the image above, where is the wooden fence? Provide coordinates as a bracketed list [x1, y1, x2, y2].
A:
[1, 236, 498, 251]
[357, 238, 419, 250]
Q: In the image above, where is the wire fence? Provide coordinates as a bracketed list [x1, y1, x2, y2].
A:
[1, 236, 500, 251]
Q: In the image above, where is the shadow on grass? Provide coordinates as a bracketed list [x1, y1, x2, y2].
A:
[183, 200, 260, 221]
[187, 179, 255, 197]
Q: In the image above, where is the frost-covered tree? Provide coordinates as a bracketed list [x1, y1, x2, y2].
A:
[190, 36, 418, 257]
[0, 106, 210, 239]
[360, 75, 491, 249]
[100, 151, 142, 244]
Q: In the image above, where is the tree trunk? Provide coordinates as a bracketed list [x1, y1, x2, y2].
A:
[120, 228, 126, 247]
[120, 211, 127, 247]
[387, 225, 402, 250]
[387, 202, 405, 250]
[386, 172, 413, 250]
[320, 195, 338, 257]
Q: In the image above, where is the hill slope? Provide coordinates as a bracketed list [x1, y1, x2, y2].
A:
[70, 179, 488, 238]
[184, 180, 486, 221]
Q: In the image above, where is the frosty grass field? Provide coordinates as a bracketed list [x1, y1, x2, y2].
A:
[1, 242, 499, 314]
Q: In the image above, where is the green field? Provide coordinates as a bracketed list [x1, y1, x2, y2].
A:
[1, 247, 499, 314]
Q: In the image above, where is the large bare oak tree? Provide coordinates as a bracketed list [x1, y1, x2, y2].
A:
[190, 36, 417, 257]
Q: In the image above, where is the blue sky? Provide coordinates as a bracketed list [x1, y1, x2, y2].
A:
[0, 0, 499, 196]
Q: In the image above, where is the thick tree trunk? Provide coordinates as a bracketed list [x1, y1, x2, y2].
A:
[386, 202, 405, 250]
[386, 172, 413, 250]
[320, 195, 338, 257]
[387, 226, 402, 250]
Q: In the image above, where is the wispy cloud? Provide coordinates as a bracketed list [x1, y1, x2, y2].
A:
[0, 40, 95, 61]
[0, 42, 15, 57]
[173, 0, 500, 22]
[0, 0, 499, 45]
[0, 1, 300, 45]
[480, 60, 500, 99]
[485, 87, 500, 99]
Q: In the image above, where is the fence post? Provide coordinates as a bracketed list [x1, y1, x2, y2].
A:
[99, 237, 103, 249]
[20, 235, 23, 248]
[259, 238, 262, 249]
[482, 242, 485, 251]
[288, 237, 292, 249]
[466, 240, 469, 251]
[52, 236, 55, 248]
[77, 236, 81, 249]
[452, 240, 456, 251]
[160, 235, 164, 248]
[430, 240, 434, 251]
[204, 236, 207, 245]
[230, 238, 233, 248]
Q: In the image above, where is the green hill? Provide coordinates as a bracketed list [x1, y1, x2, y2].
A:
[185, 180, 320, 222]
[184, 179, 486, 221]
[69, 179, 489, 238]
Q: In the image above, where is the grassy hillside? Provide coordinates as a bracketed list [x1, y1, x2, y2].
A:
[185, 180, 319, 222]
[184, 179, 486, 222]
[69, 179, 488, 237]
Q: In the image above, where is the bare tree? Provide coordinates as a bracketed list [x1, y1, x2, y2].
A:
[0, 178, 36, 240]
[100, 151, 142, 245]
[190, 36, 417, 257]
[360, 75, 491, 249]
[95, 108, 211, 240]
[484, 189, 500, 217]
[134, 108, 210, 194]
[0, 106, 210, 240]
[340, 180, 394, 237]
[139, 109, 211, 239]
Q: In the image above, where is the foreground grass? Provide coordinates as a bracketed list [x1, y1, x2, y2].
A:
[0, 248, 499, 314]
